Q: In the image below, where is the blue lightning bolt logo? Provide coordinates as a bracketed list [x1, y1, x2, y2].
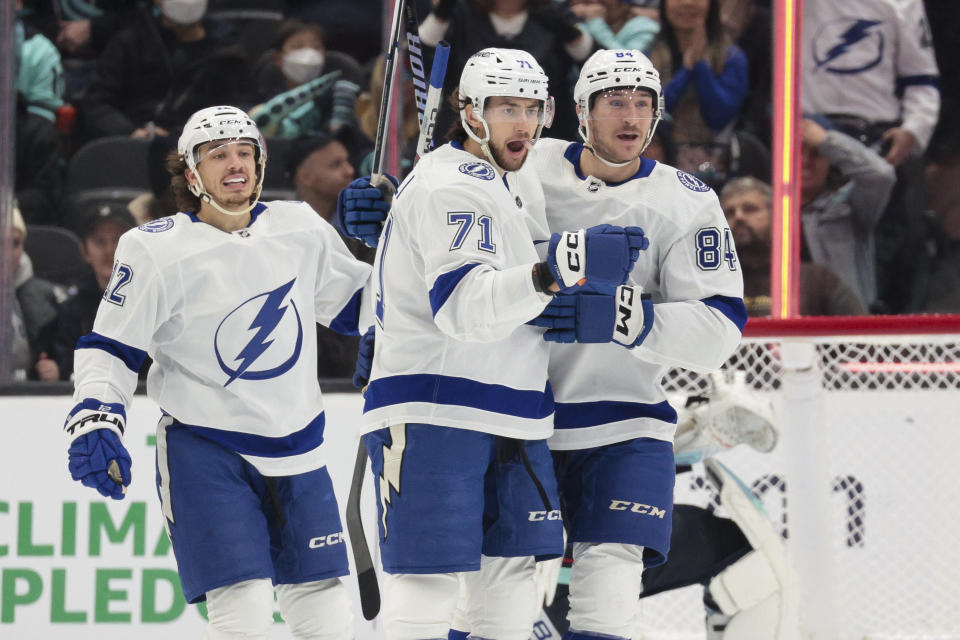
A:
[215, 278, 304, 386]
[378, 424, 406, 539]
[813, 20, 884, 73]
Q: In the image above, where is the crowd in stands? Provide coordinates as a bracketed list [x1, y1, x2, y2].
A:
[6, 0, 960, 382]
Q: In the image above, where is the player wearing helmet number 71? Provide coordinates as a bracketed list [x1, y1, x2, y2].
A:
[62, 105, 374, 639]
[354, 48, 648, 640]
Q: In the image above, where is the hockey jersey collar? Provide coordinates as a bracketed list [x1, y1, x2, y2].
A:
[450, 140, 513, 192]
[184, 202, 267, 226]
[562, 142, 656, 186]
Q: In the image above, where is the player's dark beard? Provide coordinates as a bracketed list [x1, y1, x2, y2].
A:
[490, 139, 528, 171]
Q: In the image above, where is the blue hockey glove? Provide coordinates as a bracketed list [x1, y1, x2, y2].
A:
[336, 174, 399, 247]
[64, 399, 131, 500]
[545, 224, 649, 291]
[353, 326, 375, 389]
[529, 285, 654, 347]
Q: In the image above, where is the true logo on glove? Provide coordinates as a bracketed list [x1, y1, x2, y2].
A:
[65, 412, 125, 437]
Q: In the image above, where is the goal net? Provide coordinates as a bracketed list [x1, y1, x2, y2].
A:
[636, 316, 960, 640]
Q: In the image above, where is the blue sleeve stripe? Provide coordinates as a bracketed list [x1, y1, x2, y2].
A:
[701, 295, 748, 332]
[429, 262, 482, 317]
[364, 373, 554, 420]
[553, 400, 677, 429]
[328, 288, 363, 336]
[896, 74, 940, 93]
[76, 332, 148, 373]
[178, 411, 325, 458]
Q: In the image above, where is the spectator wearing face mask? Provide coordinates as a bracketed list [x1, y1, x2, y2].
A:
[80, 0, 251, 140]
[250, 19, 367, 140]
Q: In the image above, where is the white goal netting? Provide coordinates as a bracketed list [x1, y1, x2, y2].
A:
[637, 331, 960, 640]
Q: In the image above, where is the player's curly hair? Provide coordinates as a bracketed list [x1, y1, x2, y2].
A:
[444, 86, 473, 144]
[166, 150, 201, 214]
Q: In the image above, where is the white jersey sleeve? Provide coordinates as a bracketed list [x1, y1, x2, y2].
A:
[894, 0, 940, 149]
[73, 231, 162, 409]
[311, 216, 374, 334]
[634, 196, 745, 373]
[415, 184, 552, 343]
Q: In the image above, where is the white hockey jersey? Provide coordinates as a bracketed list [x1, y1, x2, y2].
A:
[362, 141, 555, 439]
[72, 202, 372, 476]
[528, 139, 746, 450]
[802, 0, 940, 150]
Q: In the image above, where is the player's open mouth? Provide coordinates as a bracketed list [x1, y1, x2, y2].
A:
[223, 176, 248, 189]
[506, 140, 528, 154]
[617, 133, 640, 142]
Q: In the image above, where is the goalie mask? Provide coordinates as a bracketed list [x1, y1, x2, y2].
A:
[458, 48, 554, 172]
[573, 49, 663, 168]
[177, 105, 267, 216]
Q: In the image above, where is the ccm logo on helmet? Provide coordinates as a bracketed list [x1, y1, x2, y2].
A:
[528, 509, 562, 522]
[609, 500, 667, 518]
[204, 118, 247, 127]
[308, 532, 344, 548]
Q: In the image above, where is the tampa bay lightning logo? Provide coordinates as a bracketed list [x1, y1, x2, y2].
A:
[139, 217, 174, 233]
[214, 278, 303, 386]
[459, 162, 496, 181]
[677, 171, 711, 193]
[812, 19, 884, 74]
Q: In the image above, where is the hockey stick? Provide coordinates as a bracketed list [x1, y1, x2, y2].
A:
[346, 436, 379, 620]
[345, 0, 408, 622]
[416, 41, 451, 159]
[404, 0, 429, 127]
[369, 0, 408, 192]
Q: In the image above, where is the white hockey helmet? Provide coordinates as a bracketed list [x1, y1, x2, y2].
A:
[574, 49, 663, 163]
[177, 105, 267, 215]
[458, 48, 554, 149]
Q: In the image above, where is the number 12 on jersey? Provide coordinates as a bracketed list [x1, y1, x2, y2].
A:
[695, 227, 737, 271]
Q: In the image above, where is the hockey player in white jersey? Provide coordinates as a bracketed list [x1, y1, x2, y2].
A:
[62, 105, 371, 639]
[520, 49, 749, 640]
[356, 48, 647, 640]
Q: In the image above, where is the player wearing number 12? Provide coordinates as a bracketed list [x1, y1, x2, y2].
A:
[524, 49, 747, 640]
[61, 106, 372, 638]
[358, 48, 647, 639]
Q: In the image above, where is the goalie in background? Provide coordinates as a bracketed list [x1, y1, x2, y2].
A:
[539, 370, 800, 640]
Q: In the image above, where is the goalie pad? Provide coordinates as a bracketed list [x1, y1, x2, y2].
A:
[673, 370, 777, 465]
[703, 459, 799, 640]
